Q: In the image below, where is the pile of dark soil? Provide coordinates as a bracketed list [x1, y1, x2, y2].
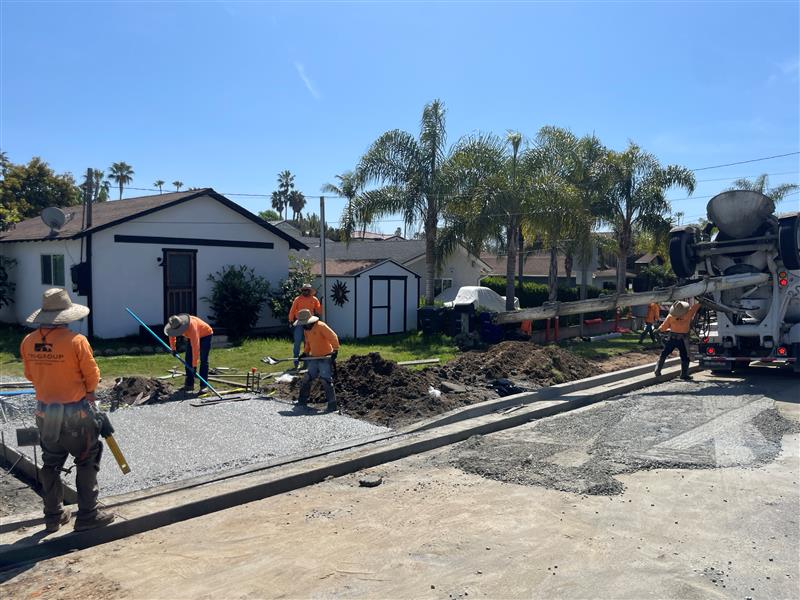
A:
[107, 376, 187, 408]
[276, 353, 471, 428]
[431, 341, 598, 388]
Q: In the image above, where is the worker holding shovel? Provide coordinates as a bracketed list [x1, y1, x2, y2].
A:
[165, 314, 214, 393]
[20, 289, 115, 532]
[289, 283, 322, 369]
[654, 300, 701, 381]
[295, 309, 339, 412]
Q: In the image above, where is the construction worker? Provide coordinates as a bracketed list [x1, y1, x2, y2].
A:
[20, 288, 114, 532]
[654, 300, 701, 381]
[165, 314, 214, 393]
[639, 302, 661, 344]
[289, 283, 322, 369]
[295, 308, 339, 412]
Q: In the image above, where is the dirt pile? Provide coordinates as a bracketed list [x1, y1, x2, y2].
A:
[432, 341, 599, 388]
[107, 377, 185, 408]
[277, 353, 469, 427]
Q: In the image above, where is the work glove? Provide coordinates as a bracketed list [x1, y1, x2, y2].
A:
[95, 411, 115, 438]
[329, 350, 338, 362]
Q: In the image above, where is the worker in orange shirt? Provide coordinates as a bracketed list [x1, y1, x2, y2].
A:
[295, 309, 340, 412]
[289, 283, 322, 369]
[639, 302, 661, 344]
[654, 300, 701, 381]
[165, 314, 214, 393]
[21, 289, 115, 532]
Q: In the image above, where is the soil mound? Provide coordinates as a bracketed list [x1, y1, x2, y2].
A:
[108, 377, 184, 408]
[433, 341, 598, 387]
[278, 353, 466, 428]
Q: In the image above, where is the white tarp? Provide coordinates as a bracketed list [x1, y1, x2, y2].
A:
[443, 286, 519, 312]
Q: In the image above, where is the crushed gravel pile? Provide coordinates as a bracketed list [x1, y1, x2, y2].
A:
[431, 341, 599, 388]
[107, 376, 190, 408]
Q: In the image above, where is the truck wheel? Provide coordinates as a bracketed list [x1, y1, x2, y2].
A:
[669, 229, 697, 279]
[778, 215, 800, 270]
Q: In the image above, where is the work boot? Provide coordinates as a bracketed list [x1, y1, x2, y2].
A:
[325, 402, 338, 413]
[653, 364, 662, 377]
[73, 511, 115, 532]
[45, 510, 71, 533]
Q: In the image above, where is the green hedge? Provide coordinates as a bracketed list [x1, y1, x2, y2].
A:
[481, 277, 618, 328]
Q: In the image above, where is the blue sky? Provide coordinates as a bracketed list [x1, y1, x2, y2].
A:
[2, 1, 798, 231]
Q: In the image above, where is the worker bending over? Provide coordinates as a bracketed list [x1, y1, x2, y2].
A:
[639, 302, 661, 344]
[289, 283, 322, 369]
[20, 289, 114, 532]
[295, 309, 339, 412]
[654, 300, 701, 381]
[165, 314, 214, 393]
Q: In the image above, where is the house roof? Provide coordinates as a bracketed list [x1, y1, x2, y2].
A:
[0, 189, 308, 250]
[349, 230, 405, 240]
[269, 220, 320, 248]
[594, 268, 637, 278]
[634, 253, 660, 264]
[311, 258, 419, 277]
[480, 252, 569, 277]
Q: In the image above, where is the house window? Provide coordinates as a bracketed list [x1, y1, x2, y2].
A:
[41, 254, 65, 286]
[434, 278, 453, 296]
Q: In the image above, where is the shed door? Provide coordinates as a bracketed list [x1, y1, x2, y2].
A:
[369, 276, 407, 335]
[163, 249, 197, 322]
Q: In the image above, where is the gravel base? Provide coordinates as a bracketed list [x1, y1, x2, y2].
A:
[447, 374, 800, 496]
[0, 386, 390, 498]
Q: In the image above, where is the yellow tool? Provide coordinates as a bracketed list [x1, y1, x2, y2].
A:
[92, 408, 131, 475]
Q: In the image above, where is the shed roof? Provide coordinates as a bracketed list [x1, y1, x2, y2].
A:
[311, 258, 420, 277]
[1, 189, 308, 250]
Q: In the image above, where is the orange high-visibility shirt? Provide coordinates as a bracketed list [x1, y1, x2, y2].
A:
[289, 295, 322, 323]
[169, 316, 214, 367]
[21, 327, 101, 404]
[645, 303, 661, 324]
[303, 321, 340, 357]
[658, 303, 701, 335]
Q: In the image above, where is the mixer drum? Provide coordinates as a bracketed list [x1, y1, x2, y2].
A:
[707, 190, 775, 239]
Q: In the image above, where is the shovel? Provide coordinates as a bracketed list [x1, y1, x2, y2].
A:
[262, 355, 329, 366]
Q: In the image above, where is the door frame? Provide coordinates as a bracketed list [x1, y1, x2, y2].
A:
[162, 248, 198, 323]
[368, 275, 408, 336]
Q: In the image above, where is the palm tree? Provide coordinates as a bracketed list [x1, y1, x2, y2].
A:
[154, 180, 165, 194]
[288, 190, 306, 220]
[270, 191, 284, 219]
[322, 171, 363, 234]
[173, 181, 183, 191]
[108, 162, 134, 200]
[728, 173, 799, 204]
[599, 143, 695, 292]
[351, 99, 463, 305]
[277, 170, 295, 220]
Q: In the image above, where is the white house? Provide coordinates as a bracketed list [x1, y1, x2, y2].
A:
[0, 189, 307, 339]
[311, 259, 420, 338]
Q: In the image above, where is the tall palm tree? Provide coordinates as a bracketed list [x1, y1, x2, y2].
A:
[277, 170, 295, 220]
[154, 180, 165, 194]
[352, 99, 462, 305]
[270, 191, 285, 219]
[108, 162, 134, 200]
[728, 173, 798, 204]
[322, 171, 363, 234]
[288, 190, 306, 220]
[172, 180, 183, 191]
[599, 143, 695, 292]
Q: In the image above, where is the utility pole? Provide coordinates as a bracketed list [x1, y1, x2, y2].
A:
[320, 196, 327, 318]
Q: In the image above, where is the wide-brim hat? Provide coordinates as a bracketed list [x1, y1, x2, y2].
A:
[294, 308, 319, 326]
[26, 288, 90, 325]
[669, 301, 690, 317]
[164, 314, 191, 337]
[300, 283, 316, 294]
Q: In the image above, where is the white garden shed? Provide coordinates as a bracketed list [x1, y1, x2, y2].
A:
[311, 259, 420, 339]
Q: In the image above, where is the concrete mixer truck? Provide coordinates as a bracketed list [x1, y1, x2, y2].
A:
[668, 190, 800, 373]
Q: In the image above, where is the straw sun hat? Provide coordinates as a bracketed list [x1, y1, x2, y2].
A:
[294, 309, 319, 326]
[164, 314, 191, 337]
[669, 301, 690, 317]
[26, 288, 90, 325]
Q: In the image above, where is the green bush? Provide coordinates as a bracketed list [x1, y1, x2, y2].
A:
[204, 265, 271, 340]
[480, 277, 616, 328]
[0, 257, 16, 309]
[268, 256, 314, 323]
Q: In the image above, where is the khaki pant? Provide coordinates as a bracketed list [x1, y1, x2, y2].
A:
[35, 400, 102, 524]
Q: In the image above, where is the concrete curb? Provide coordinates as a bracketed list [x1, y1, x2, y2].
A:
[0, 362, 694, 570]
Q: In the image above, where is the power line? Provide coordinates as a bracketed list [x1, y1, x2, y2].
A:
[695, 170, 798, 183]
[689, 152, 800, 172]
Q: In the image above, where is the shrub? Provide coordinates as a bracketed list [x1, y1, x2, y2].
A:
[0, 257, 16, 309]
[268, 256, 314, 323]
[204, 265, 271, 340]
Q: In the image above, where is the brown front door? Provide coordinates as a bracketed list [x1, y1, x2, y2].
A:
[163, 249, 197, 322]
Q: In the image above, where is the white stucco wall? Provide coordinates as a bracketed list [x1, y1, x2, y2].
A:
[313, 276, 356, 339]
[405, 245, 487, 296]
[0, 240, 89, 335]
[90, 195, 292, 338]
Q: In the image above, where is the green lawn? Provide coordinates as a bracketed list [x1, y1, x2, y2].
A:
[560, 333, 659, 360]
[1, 323, 457, 382]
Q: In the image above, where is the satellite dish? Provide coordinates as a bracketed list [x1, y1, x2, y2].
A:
[41, 207, 67, 235]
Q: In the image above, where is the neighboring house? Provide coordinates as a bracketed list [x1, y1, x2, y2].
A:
[593, 268, 637, 290]
[634, 253, 665, 273]
[295, 239, 491, 301]
[309, 259, 419, 338]
[480, 251, 596, 287]
[0, 189, 306, 339]
[350, 230, 405, 241]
